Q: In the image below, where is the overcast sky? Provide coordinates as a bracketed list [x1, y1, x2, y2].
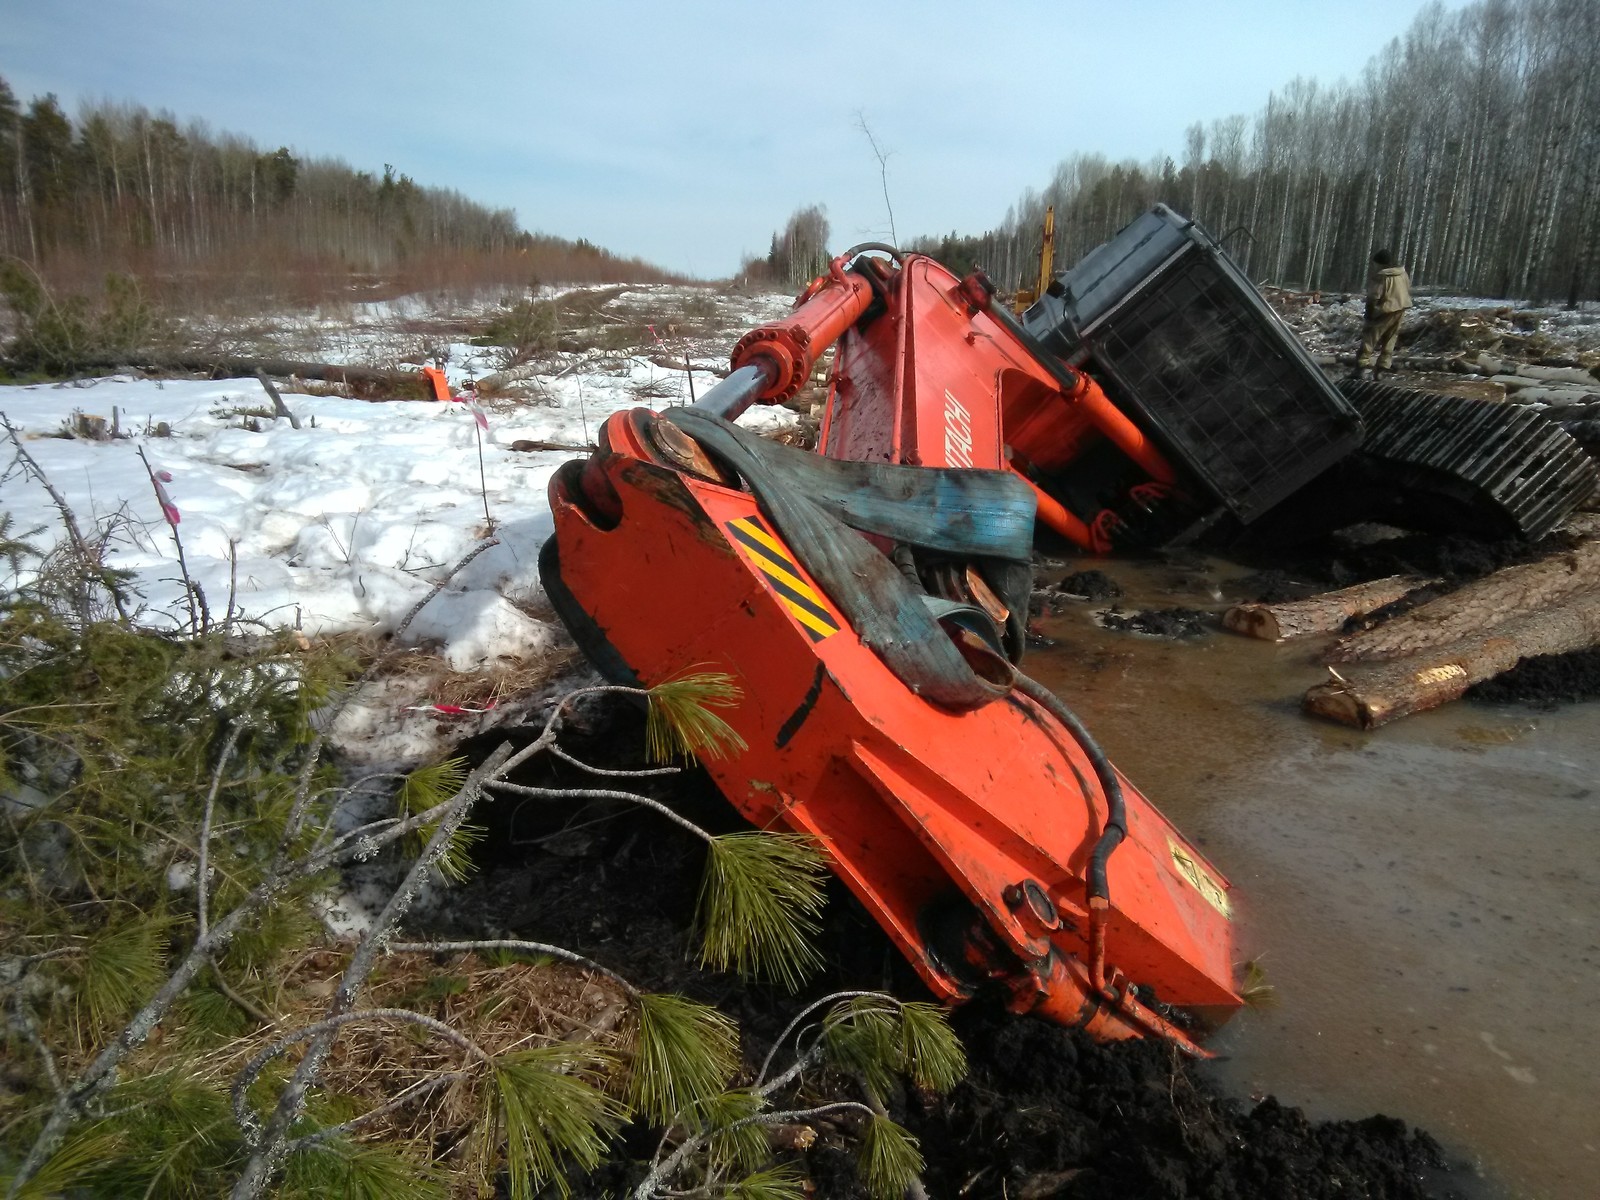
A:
[1, 0, 1465, 277]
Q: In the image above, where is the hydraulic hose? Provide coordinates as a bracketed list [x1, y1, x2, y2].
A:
[839, 241, 904, 264]
[1010, 670, 1125, 904]
[1011, 669, 1213, 1056]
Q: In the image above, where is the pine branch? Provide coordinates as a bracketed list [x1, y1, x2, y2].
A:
[228, 742, 515, 1197]
[205, 957, 273, 1027]
[5, 990, 66, 1102]
[633, 1101, 878, 1200]
[275, 536, 500, 855]
[196, 723, 244, 940]
[483, 779, 714, 841]
[633, 991, 955, 1199]
[755, 990, 889, 1091]
[549, 744, 681, 778]
[135, 443, 203, 634]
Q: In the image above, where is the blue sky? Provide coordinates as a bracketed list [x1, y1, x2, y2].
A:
[1, 0, 1466, 277]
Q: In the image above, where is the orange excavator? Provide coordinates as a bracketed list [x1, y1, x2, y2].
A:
[540, 208, 1595, 1052]
[541, 238, 1246, 1053]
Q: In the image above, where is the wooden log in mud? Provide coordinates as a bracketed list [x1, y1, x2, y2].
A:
[1326, 540, 1600, 662]
[1223, 575, 1428, 641]
[1304, 584, 1600, 728]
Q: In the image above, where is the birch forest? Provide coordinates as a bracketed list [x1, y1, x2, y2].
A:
[0, 77, 672, 299]
[919, 0, 1600, 305]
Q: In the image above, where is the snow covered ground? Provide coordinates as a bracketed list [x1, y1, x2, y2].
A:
[0, 284, 798, 758]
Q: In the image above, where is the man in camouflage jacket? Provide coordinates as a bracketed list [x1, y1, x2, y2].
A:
[1354, 248, 1413, 379]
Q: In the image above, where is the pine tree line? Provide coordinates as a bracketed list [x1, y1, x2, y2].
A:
[916, 0, 1600, 305]
[0, 77, 674, 296]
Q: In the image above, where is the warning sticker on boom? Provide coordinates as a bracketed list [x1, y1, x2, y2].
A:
[725, 515, 839, 642]
[1168, 839, 1232, 919]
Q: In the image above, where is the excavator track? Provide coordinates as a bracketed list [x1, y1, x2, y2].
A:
[1338, 380, 1599, 540]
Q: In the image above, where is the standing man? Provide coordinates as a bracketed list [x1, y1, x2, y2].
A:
[1354, 249, 1413, 380]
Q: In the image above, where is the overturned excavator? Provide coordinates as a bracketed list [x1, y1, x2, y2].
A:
[540, 206, 1596, 1053]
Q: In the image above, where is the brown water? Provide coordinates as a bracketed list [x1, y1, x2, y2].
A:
[1028, 558, 1600, 1200]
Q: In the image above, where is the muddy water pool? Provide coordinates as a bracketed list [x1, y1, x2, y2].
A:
[1027, 559, 1599, 1200]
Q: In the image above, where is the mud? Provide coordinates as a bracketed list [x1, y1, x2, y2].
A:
[424, 698, 1467, 1200]
[1054, 569, 1125, 602]
[1236, 528, 1564, 595]
[1467, 647, 1600, 706]
[896, 1012, 1459, 1200]
[1099, 606, 1214, 638]
[1226, 568, 1318, 605]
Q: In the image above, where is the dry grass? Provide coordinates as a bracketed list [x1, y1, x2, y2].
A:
[193, 948, 635, 1168]
[383, 642, 582, 710]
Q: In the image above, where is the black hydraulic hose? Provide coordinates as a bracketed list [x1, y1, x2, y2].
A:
[1012, 669, 1125, 903]
[839, 241, 904, 263]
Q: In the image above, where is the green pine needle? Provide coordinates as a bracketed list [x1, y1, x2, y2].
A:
[684, 1089, 771, 1175]
[84, 1070, 235, 1197]
[397, 757, 469, 816]
[822, 998, 967, 1102]
[645, 671, 748, 763]
[895, 1002, 967, 1094]
[697, 832, 827, 990]
[1239, 957, 1279, 1009]
[725, 1163, 808, 1200]
[81, 914, 170, 1031]
[432, 821, 486, 884]
[821, 999, 901, 1099]
[627, 993, 740, 1125]
[394, 757, 480, 881]
[857, 1115, 923, 1200]
[280, 1137, 447, 1200]
[176, 980, 254, 1044]
[1, 1125, 125, 1200]
[496, 1044, 627, 1200]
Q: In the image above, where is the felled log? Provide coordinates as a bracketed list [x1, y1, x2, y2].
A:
[1326, 540, 1600, 662]
[1510, 363, 1600, 387]
[81, 352, 417, 390]
[508, 438, 589, 453]
[1305, 585, 1600, 728]
[1223, 575, 1428, 641]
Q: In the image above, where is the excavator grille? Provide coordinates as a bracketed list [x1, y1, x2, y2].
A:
[1340, 381, 1599, 540]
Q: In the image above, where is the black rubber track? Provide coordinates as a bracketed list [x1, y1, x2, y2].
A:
[1339, 379, 1599, 539]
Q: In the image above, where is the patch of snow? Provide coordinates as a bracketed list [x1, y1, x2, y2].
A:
[0, 285, 805, 766]
[402, 589, 557, 672]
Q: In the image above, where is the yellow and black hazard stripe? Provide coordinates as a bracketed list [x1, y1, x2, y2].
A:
[725, 514, 839, 642]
